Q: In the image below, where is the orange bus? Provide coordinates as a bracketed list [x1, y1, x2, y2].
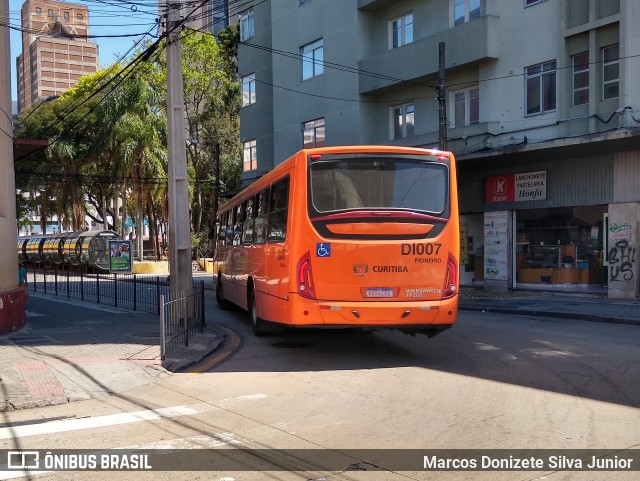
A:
[214, 145, 459, 337]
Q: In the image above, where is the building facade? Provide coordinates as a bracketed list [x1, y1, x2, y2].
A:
[237, 0, 640, 299]
[16, 0, 98, 113]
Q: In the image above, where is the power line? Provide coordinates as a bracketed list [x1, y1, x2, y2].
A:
[14, 0, 213, 164]
[0, 20, 158, 38]
[16, 25, 159, 143]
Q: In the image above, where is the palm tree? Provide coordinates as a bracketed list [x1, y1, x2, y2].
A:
[100, 70, 167, 261]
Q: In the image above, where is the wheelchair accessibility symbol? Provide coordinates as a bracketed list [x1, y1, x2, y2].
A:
[316, 243, 331, 257]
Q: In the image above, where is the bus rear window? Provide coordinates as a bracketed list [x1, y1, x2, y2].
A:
[309, 156, 448, 215]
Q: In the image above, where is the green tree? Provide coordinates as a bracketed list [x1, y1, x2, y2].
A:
[14, 25, 241, 255]
[150, 27, 241, 252]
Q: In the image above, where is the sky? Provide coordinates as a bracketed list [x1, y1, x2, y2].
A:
[8, 0, 160, 102]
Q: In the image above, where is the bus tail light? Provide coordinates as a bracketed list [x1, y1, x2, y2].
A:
[442, 253, 458, 299]
[297, 252, 316, 299]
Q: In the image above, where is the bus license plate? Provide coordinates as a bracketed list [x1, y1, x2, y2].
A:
[365, 288, 394, 298]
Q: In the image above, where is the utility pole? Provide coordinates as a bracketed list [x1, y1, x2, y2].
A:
[165, 1, 192, 294]
[438, 42, 447, 151]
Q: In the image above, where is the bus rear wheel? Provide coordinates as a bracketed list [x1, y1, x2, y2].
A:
[248, 287, 266, 336]
[216, 276, 233, 311]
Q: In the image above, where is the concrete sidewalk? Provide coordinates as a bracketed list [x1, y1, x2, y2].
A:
[459, 287, 640, 326]
[0, 294, 220, 411]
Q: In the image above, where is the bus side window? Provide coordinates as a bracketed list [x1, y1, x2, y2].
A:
[217, 212, 227, 247]
[233, 204, 245, 246]
[242, 197, 255, 245]
[227, 208, 236, 245]
[268, 176, 290, 243]
[255, 189, 269, 245]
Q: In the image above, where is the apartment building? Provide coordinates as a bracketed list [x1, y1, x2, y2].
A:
[237, 0, 640, 299]
[16, 0, 98, 112]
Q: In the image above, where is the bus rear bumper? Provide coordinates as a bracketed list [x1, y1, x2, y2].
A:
[289, 295, 458, 328]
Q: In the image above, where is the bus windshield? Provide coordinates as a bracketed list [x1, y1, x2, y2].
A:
[309, 155, 449, 216]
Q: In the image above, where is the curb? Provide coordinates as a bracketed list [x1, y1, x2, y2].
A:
[161, 329, 224, 373]
[459, 305, 640, 327]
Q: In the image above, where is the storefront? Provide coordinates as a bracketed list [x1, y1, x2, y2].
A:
[514, 206, 606, 286]
[458, 155, 616, 293]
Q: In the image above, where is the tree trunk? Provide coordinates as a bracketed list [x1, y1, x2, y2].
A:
[122, 187, 128, 237]
[113, 193, 120, 235]
[136, 189, 144, 262]
[145, 191, 159, 260]
[194, 181, 202, 233]
[40, 205, 46, 234]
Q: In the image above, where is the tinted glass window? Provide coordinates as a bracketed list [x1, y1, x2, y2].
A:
[217, 212, 227, 247]
[268, 178, 290, 243]
[242, 198, 255, 245]
[309, 157, 448, 215]
[232, 204, 244, 246]
[255, 189, 269, 245]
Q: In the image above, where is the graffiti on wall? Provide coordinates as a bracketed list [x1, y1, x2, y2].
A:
[608, 222, 636, 282]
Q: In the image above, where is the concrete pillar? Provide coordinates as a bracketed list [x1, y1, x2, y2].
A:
[0, 0, 26, 334]
[620, 0, 640, 127]
[607, 203, 640, 299]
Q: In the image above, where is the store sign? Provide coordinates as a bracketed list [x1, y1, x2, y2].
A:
[486, 171, 546, 203]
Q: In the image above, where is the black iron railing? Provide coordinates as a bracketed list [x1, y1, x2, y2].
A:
[159, 283, 206, 359]
[28, 265, 174, 314]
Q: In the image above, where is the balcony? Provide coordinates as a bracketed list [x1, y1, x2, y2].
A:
[357, 0, 397, 11]
[358, 16, 499, 95]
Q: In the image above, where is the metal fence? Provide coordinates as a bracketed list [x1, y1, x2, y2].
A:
[26, 265, 172, 314]
[160, 284, 205, 359]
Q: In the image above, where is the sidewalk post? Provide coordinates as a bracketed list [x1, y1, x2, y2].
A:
[159, 294, 166, 360]
[156, 277, 161, 315]
[200, 279, 205, 330]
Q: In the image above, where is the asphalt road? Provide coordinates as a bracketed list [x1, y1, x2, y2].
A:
[2, 304, 639, 481]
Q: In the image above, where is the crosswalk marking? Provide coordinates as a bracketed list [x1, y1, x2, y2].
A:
[0, 394, 267, 441]
[0, 405, 199, 440]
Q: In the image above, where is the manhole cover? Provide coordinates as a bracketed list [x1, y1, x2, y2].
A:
[271, 341, 314, 349]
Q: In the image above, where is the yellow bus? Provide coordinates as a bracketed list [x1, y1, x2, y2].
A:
[214, 145, 459, 337]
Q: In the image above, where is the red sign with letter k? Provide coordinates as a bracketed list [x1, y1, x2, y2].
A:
[485, 174, 515, 203]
